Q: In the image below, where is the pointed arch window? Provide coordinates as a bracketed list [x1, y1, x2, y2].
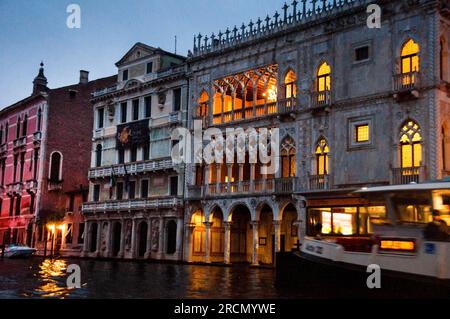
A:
[284, 70, 297, 99]
[49, 151, 63, 182]
[400, 121, 422, 168]
[400, 39, 420, 87]
[281, 137, 296, 178]
[16, 116, 21, 139]
[198, 91, 209, 118]
[95, 144, 102, 168]
[37, 108, 42, 131]
[315, 138, 329, 175]
[22, 114, 28, 137]
[317, 62, 331, 93]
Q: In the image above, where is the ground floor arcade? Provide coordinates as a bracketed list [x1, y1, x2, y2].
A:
[185, 197, 305, 265]
[82, 210, 184, 261]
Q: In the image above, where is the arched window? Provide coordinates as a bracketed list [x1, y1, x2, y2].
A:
[49, 152, 62, 182]
[22, 114, 28, 137]
[4, 122, 8, 143]
[317, 62, 331, 92]
[198, 91, 209, 117]
[95, 144, 102, 168]
[400, 39, 420, 88]
[284, 70, 297, 99]
[212, 87, 223, 124]
[37, 108, 42, 131]
[281, 137, 296, 178]
[315, 138, 329, 175]
[0, 126, 3, 145]
[400, 121, 422, 168]
[16, 116, 21, 139]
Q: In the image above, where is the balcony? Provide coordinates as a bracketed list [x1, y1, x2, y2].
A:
[89, 158, 174, 179]
[311, 90, 331, 109]
[82, 197, 183, 213]
[391, 166, 426, 185]
[278, 98, 299, 115]
[25, 180, 38, 193]
[13, 136, 27, 149]
[188, 178, 296, 198]
[169, 111, 182, 125]
[92, 85, 117, 98]
[211, 102, 279, 126]
[0, 143, 7, 156]
[6, 182, 23, 195]
[393, 72, 420, 101]
[48, 179, 63, 191]
[308, 174, 330, 191]
[33, 131, 42, 145]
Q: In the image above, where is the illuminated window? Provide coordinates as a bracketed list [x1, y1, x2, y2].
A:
[355, 124, 370, 143]
[284, 70, 297, 99]
[315, 138, 329, 175]
[281, 137, 296, 178]
[317, 62, 331, 92]
[198, 91, 209, 117]
[400, 121, 422, 168]
[401, 39, 420, 73]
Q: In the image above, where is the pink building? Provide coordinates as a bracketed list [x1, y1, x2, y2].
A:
[0, 63, 115, 257]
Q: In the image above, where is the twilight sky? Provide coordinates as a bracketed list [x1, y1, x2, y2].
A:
[0, 0, 284, 108]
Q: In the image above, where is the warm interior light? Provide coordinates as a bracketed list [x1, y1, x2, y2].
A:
[266, 85, 277, 102]
[47, 224, 56, 232]
[380, 240, 415, 252]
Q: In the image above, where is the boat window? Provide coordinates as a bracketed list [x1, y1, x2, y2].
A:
[396, 204, 432, 224]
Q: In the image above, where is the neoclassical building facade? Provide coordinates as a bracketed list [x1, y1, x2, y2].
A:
[82, 43, 188, 261]
[183, 0, 450, 265]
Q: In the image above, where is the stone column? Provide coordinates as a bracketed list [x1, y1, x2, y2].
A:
[251, 221, 259, 266]
[216, 164, 221, 193]
[227, 164, 232, 193]
[273, 220, 281, 253]
[204, 222, 212, 263]
[104, 220, 112, 257]
[130, 219, 137, 259]
[175, 218, 184, 260]
[118, 219, 126, 258]
[250, 163, 256, 192]
[95, 221, 102, 257]
[145, 218, 152, 259]
[81, 220, 90, 257]
[158, 217, 164, 258]
[184, 223, 195, 262]
[238, 164, 244, 191]
[223, 221, 232, 264]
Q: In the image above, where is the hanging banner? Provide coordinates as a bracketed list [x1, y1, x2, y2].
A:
[116, 119, 150, 149]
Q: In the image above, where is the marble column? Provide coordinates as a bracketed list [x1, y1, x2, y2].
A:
[216, 164, 221, 193]
[223, 221, 232, 264]
[145, 218, 152, 259]
[273, 220, 281, 253]
[158, 217, 164, 258]
[118, 219, 126, 258]
[175, 218, 184, 260]
[81, 220, 90, 257]
[130, 219, 137, 259]
[95, 221, 102, 257]
[104, 221, 112, 258]
[251, 221, 259, 266]
[184, 223, 195, 262]
[204, 222, 212, 263]
[238, 164, 244, 191]
[227, 164, 232, 192]
[250, 163, 256, 192]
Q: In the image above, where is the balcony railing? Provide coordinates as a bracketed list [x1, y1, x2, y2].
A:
[33, 131, 42, 144]
[6, 182, 23, 195]
[169, 111, 182, 125]
[92, 85, 117, 98]
[0, 143, 7, 155]
[278, 97, 298, 114]
[309, 174, 329, 190]
[274, 178, 295, 194]
[48, 179, 63, 191]
[13, 136, 27, 149]
[393, 71, 420, 92]
[89, 159, 174, 179]
[25, 180, 38, 193]
[311, 90, 331, 108]
[391, 166, 425, 185]
[82, 197, 183, 213]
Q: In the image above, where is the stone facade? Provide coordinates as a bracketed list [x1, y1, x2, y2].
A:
[183, 0, 450, 265]
[82, 43, 188, 261]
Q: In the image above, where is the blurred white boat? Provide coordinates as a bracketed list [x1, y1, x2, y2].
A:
[4, 244, 36, 258]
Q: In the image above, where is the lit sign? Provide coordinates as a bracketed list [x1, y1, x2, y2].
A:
[380, 239, 415, 252]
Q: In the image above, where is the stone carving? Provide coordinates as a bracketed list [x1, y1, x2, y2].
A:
[151, 219, 160, 252]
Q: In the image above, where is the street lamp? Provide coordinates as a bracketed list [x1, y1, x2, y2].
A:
[46, 223, 64, 258]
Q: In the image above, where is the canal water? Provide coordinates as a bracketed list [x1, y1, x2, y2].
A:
[0, 258, 305, 299]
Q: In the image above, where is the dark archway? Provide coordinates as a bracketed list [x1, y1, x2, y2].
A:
[138, 222, 148, 257]
[230, 204, 252, 263]
[90, 223, 98, 253]
[112, 222, 122, 257]
[258, 204, 274, 265]
[281, 203, 298, 252]
[166, 220, 177, 254]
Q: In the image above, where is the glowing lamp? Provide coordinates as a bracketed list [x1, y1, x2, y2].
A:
[380, 239, 416, 252]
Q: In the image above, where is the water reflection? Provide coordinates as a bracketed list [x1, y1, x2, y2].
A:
[0, 258, 296, 299]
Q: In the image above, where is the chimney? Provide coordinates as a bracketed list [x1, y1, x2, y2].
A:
[79, 70, 89, 84]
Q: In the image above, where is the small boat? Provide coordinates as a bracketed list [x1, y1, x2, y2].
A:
[283, 180, 450, 294]
[4, 244, 36, 258]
